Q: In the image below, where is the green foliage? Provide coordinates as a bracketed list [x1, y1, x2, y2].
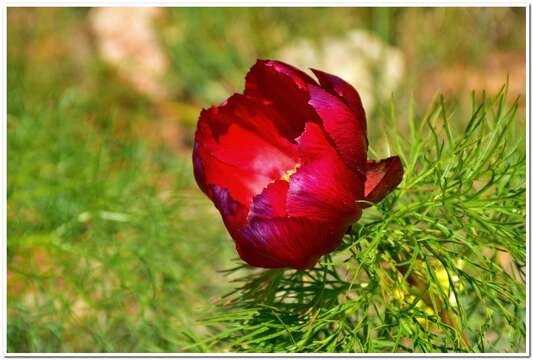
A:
[202, 88, 526, 353]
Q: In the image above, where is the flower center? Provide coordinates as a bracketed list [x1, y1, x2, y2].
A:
[263, 163, 301, 189]
[280, 163, 301, 182]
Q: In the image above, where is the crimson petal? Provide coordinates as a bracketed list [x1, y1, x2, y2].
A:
[286, 122, 364, 224]
[209, 185, 249, 231]
[249, 179, 289, 219]
[194, 95, 298, 205]
[194, 141, 271, 205]
[234, 238, 286, 269]
[307, 84, 367, 174]
[364, 156, 404, 207]
[208, 185, 283, 268]
[239, 217, 347, 269]
[192, 142, 209, 196]
[263, 60, 318, 89]
[311, 68, 367, 133]
[244, 60, 321, 140]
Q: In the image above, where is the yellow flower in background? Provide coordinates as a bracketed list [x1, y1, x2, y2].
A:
[392, 259, 465, 329]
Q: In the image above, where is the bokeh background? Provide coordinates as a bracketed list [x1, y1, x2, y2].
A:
[7, 7, 526, 352]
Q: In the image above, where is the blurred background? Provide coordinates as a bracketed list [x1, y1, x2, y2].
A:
[7, 7, 526, 352]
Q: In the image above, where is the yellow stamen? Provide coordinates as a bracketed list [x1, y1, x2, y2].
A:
[280, 163, 300, 182]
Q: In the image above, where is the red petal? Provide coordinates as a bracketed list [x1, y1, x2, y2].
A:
[192, 142, 209, 196]
[244, 60, 321, 140]
[234, 238, 286, 268]
[205, 123, 296, 181]
[208, 185, 285, 268]
[209, 185, 249, 231]
[262, 60, 318, 89]
[311, 68, 367, 133]
[307, 83, 367, 174]
[364, 156, 404, 207]
[286, 122, 364, 223]
[249, 180, 288, 219]
[194, 95, 298, 205]
[238, 217, 347, 269]
[199, 94, 298, 156]
[195, 146, 270, 205]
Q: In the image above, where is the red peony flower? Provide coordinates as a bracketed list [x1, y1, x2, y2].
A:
[193, 60, 403, 269]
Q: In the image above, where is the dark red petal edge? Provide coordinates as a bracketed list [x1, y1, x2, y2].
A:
[192, 142, 210, 197]
[363, 156, 404, 208]
[250, 59, 318, 90]
[307, 84, 367, 175]
[310, 68, 367, 133]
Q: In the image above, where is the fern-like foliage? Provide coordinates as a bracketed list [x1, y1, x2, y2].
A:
[199, 87, 526, 353]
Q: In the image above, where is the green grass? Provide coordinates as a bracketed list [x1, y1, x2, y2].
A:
[7, 100, 231, 351]
[7, 10, 233, 351]
[7, 7, 526, 353]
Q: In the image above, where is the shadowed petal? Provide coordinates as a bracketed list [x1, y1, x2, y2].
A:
[209, 184, 249, 231]
[239, 217, 347, 269]
[249, 180, 289, 219]
[287, 122, 364, 223]
[364, 156, 404, 207]
[307, 84, 367, 174]
[244, 60, 321, 140]
[198, 94, 298, 155]
[208, 185, 284, 268]
[234, 238, 286, 268]
[192, 142, 209, 196]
